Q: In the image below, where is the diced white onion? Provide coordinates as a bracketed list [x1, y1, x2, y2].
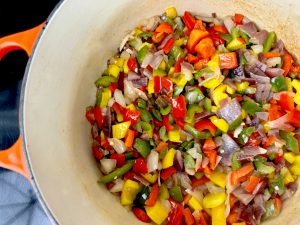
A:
[100, 159, 117, 174]
[114, 89, 126, 107]
[108, 138, 127, 154]
[110, 179, 124, 193]
[147, 150, 159, 173]
[251, 44, 263, 54]
[266, 57, 281, 67]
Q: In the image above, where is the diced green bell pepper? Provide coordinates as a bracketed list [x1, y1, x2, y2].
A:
[152, 109, 162, 121]
[159, 126, 169, 142]
[169, 45, 184, 61]
[242, 100, 263, 116]
[160, 105, 172, 115]
[271, 75, 287, 93]
[137, 45, 149, 64]
[134, 186, 150, 206]
[184, 154, 195, 169]
[238, 126, 255, 144]
[203, 97, 212, 112]
[169, 186, 183, 202]
[232, 151, 241, 171]
[138, 107, 153, 122]
[184, 104, 203, 123]
[185, 88, 205, 104]
[263, 31, 276, 53]
[95, 75, 117, 87]
[279, 131, 299, 153]
[137, 98, 147, 108]
[137, 32, 153, 39]
[134, 138, 151, 158]
[228, 116, 243, 132]
[184, 124, 212, 139]
[173, 86, 184, 97]
[254, 161, 275, 174]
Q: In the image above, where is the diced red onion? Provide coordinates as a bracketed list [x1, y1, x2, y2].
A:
[133, 173, 150, 186]
[141, 68, 153, 80]
[243, 50, 258, 65]
[110, 179, 124, 193]
[147, 150, 159, 173]
[223, 16, 235, 32]
[176, 150, 184, 170]
[250, 72, 270, 83]
[252, 180, 267, 195]
[180, 129, 193, 141]
[220, 134, 240, 166]
[201, 157, 209, 168]
[108, 138, 127, 154]
[266, 57, 281, 67]
[175, 172, 192, 190]
[265, 68, 284, 77]
[206, 182, 225, 194]
[150, 52, 164, 69]
[119, 30, 135, 51]
[237, 146, 267, 161]
[256, 112, 269, 121]
[158, 34, 172, 50]
[100, 158, 117, 174]
[216, 98, 242, 124]
[255, 82, 271, 103]
[132, 78, 148, 88]
[138, 15, 161, 32]
[141, 52, 154, 68]
[238, 22, 257, 37]
[265, 114, 294, 132]
[274, 40, 285, 54]
[251, 45, 263, 54]
[195, 154, 202, 172]
[255, 61, 267, 72]
[249, 30, 268, 45]
[114, 89, 126, 107]
[127, 71, 140, 80]
[282, 182, 298, 200]
[181, 61, 194, 81]
[232, 186, 255, 205]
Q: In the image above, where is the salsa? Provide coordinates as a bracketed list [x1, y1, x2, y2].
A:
[86, 6, 300, 225]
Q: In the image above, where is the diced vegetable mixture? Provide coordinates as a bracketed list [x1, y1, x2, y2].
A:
[86, 7, 300, 225]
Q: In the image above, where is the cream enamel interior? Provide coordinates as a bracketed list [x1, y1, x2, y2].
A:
[22, 0, 300, 224]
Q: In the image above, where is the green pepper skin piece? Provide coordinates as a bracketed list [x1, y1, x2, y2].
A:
[184, 124, 212, 139]
[232, 151, 241, 171]
[137, 98, 147, 108]
[134, 138, 151, 158]
[160, 105, 172, 115]
[95, 76, 118, 87]
[98, 160, 134, 184]
[152, 109, 163, 121]
[159, 126, 169, 142]
[96, 89, 102, 106]
[169, 186, 183, 202]
[242, 100, 263, 116]
[228, 116, 243, 132]
[137, 45, 149, 64]
[134, 186, 150, 206]
[263, 31, 276, 53]
[138, 107, 153, 122]
[254, 161, 275, 174]
[271, 75, 288, 93]
[203, 97, 212, 112]
[279, 131, 299, 153]
[169, 45, 184, 61]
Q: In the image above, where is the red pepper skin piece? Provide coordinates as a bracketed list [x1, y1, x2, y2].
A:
[152, 32, 167, 44]
[194, 119, 217, 135]
[282, 53, 293, 76]
[154, 76, 173, 94]
[182, 11, 196, 32]
[110, 153, 126, 167]
[92, 146, 104, 160]
[288, 109, 300, 128]
[219, 52, 238, 69]
[118, 72, 125, 91]
[123, 108, 141, 125]
[132, 208, 152, 223]
[171, 95, 187, 119]
[279, 92, 294, 112]
[191, 176, 209, 189]
[163, 115, 174, 132]
[234, 13, 244, 24]
[208, 27, 225, 47]
[213, 25, 229, 34]
[127, 57, 138, 71]
[94, 106, 103, 128]
[163, 38, 175, 54]
[112, 102, 124, 114]
[160, 166, 177, 181]
[155, 22, 173, 34]
[85, 107, 95, 125]
[187, 53, 199, 64]
[183, 208, 195, 225]
[133, 158, 148, 174]
[109, 82, 118, 93]
[145, 183, 159, 206]
[268, 103, 284, 121]
[194, 58, 209, 70]
[174, 57, 184, 73]
[167, 199, 184, 225]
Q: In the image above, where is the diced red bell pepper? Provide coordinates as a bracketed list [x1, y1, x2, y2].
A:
[127, 57, 138, 71]
[182, 11, 196, 32]
[133, 158, 148, 174]
[124, 171, 135, 180]
[213, 25, 229, 34]
[183, 208, 195, 225]
[109, 82, 118, 93]
[288, 109, 300, 128]
[163, 115, 174, 132]
[208, 27, 225, 47]
[152, 32, 167, 43]
[203, 149, 217, 170]
[110, 153, 126, 167]
[247, 132, 261, 147]
[112, 102, 124, 114]
[191, 176, 209, 189]
[171, 95, 187, 119]
[219, 52, 238, 69]
[194, 20, 206, 31]
[203, 138, 217, 151]
[155, 22, 173, 34]
[282, 53, 293, 76]
[163, 38, 175, 54]
[194, 58, 209, 70]
[263, 135, 275, 148]
[231, 164, 254, 185]
[268, 103, 285, 121]
[234, 13, 244, 24]
[160, 166, 177, 181]
[167, 199, 184, 225]
[85, 107, 95, 125]
[194, 119, 217, 135]
[279, 92, 294, 112]
[94, 106, 103, 128]
[145, 183, 159, 206]
[132, 208, 152, 223]
[92, 146, 104, 160]
[123, 108, 141, 125]
[118, 72, 125, 91]
[154, 76, 173, 94]
[174, 118, 185, 129]
[100, 139, 111, 148]
[187, 53, 199, 64]
[198, 210, 209, 225]
[195, 37, 216, 59]
[244, 175, 261, 193]
[174, 57, 184, 73]
[187, 29, 210, 52]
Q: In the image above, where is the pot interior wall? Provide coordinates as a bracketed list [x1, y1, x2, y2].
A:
[22, 0, 300, 224]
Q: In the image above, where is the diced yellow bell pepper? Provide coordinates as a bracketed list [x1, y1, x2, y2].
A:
[213, 92, 228, 107]
[280, 167, 295, 184]
[188, 196, 203, 211]
[159, 60, 166, 71]
[294, 93, 300, 105]
[148, 79, 154, 94]
[294, 155, 300, 164]
[290, 163, 300, 176]
[147, 126, 153, 139]
[212, 204, 226, 225]
[175, 38, 185, 47]
[162, 148, 176, 169]
[159, 184, 170, 200]
[210, 116, 229, 133]
[100, 88, 112, 108]
[145, 200, 169, 225]
[227, 38, 246, 51]
[126, 103, 136, 111]
[209, 171, 227, 189]
[123, 59, 129, 74]
[116, 57, 125, 68]
[284, 152, 296, 164]
[121, 179, 142, 205]
[100, 131, 105, 141]
[142, 173, 158, 183]
[233, 223, 246, 225]
[168, 67, 175, 75]
[134, 28, 143, 36]
[241, 109, 247, 119]
[211, 106, 219, 113]
[169, 73, 187, 87]
[208, 53, 220, 72]
[139, 42, 153, 51]
[236, 82, 249, 92]
[168, 130, 181, 142]
[112, 121, 131, 139]
[285, 77, 293, 92]
[292, 79, 300, 92]
[203, 192, 227, 208]
[202, 78, 223, 89]
[116, 113, 123, 122]
[165, 6, 177, 19]
[297, 105, 300, 110]
[226, 85, 235, 94]
[108, 64, 120, 78]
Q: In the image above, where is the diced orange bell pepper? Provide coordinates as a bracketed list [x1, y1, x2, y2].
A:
[156, 141, 168, 152]
[194, 58, 209, 70]
[231, 164, 254, 185]
[187, 53, 200, 64]
[244, 175, 261, 193]
[195, 37, 216, 59]
[213, 25, 229, 34]
[194, 20, 206, 30]
[279, 92, 294, 112]
[152, 32, 166, 43]
[263, 51, 281, 58]
[203, 138, 217, 151]
[282, 53, 293, 76]
[183, 208, 195, 225]
[125, 129, 136, 147]
[155, 22, 173, 34]
[219, 52, 238, 69]
[234, 13, 244, 24]
[187, 29, 210, 52]
[268, 103, 285, 121]
[288, 109, 300, 128]
[203, 149, 217, 170]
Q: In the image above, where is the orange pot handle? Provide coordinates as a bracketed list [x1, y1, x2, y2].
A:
[0, 22, 45, 179]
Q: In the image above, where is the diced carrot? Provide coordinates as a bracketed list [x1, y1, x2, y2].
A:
[244, 176, 261, 193]
[195, 37, 216, 59]
[263, 51, 281, 58]
[203, 138, 217, 151]
[187, 29, 210, 52]
[156, 141, 168, 152]
[155, 22, 173, 34]
[194, 58, 209, 70]
[282, 53, 293, 76]
[187, 53, 200, 64]
[231, 164, 254, 185]
[183, 208, 195, 225]
[234, 13, 244, 24]
[125, 129, 135, 147]
[219, 52, 238, 69]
